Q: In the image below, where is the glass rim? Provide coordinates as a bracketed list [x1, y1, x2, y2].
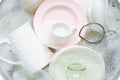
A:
[67, 63, 86, 71]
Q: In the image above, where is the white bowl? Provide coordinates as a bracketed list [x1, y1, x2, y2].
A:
[49, 46, 105, 80]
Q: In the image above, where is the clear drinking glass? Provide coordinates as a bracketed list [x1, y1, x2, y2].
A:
[66, 63, 86, 80]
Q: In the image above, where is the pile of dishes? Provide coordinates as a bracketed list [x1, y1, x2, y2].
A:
[0, 0, 107, 80]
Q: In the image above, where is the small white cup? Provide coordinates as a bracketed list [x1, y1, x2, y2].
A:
[51, 22, 76, 44]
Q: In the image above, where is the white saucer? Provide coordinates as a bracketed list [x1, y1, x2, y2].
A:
[49, 46, 105, 80]
[33, 0, 87, 49]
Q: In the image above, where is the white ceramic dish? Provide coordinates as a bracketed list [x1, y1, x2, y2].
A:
[33, 0, 87, 49]
[49, 46, 105, 80]
[0, 21, 53, 71]
[51, 22, 75, 44]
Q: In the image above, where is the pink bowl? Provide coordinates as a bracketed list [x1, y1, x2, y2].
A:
[33, 0, 87, 49]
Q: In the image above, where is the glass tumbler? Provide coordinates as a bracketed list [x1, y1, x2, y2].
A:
[66, 63, 86, 80]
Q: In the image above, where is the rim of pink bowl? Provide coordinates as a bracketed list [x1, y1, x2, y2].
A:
[33, 0, 88, 49]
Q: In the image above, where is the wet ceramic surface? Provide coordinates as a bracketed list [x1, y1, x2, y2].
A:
[0, 0, 120, 80]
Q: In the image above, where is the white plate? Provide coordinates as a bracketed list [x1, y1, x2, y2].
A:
[33, 0, 87, 49]
[49, 46, 105, 80]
